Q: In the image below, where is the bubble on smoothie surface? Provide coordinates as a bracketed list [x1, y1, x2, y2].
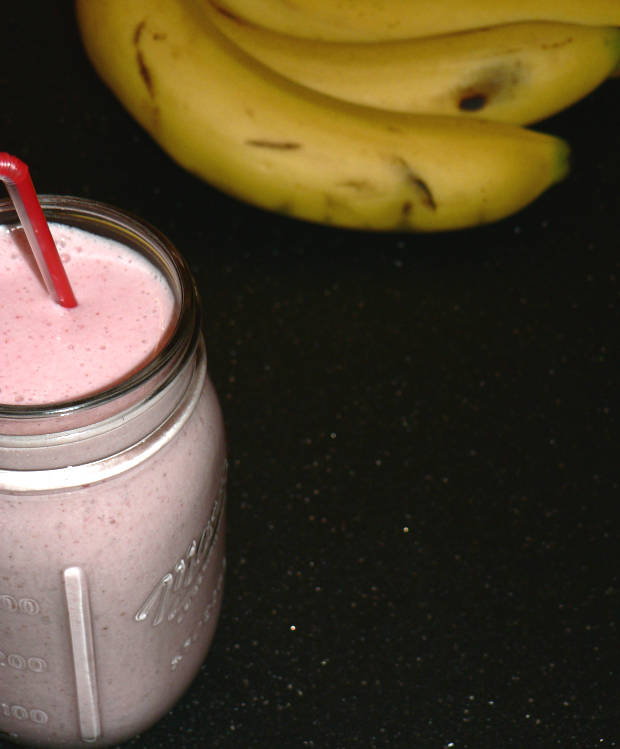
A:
[0, 223, 175, 405]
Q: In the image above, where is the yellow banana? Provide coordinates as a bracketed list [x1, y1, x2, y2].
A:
[208, 8, 620, 125]
[75, 0, 569, 232]
[209, 0, 620, 42]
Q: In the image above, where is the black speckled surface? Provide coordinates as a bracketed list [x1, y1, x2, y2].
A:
[1, 5, 619, 748]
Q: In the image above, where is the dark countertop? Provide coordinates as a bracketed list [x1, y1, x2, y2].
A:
[2, 5, 618, 748]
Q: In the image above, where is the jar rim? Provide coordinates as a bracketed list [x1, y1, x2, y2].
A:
[0, 195, 200, 421]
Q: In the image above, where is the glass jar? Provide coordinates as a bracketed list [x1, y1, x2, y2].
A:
[0, 197, 227, 747]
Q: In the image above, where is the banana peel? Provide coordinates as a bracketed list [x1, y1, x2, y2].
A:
[75, 0, 572, 232]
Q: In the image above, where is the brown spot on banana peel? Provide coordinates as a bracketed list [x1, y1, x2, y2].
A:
[136, 51, 154, 97]
[134, 21, 155, 97]
[133, 21, 167, 98]
[337, 179, 376, 191]
[393, 157, 437, 211]
[131, 20, 160, 130]
[459, 93, 488, 112]
[456, 65, 520, 113]
[541, 37, 573, 50]
[134, 21, 167, 44]
[133, 20, 146, 45]
[210, 1, 248, 25]
[245, 139, 302, 149]
[410, 177, 436, 210]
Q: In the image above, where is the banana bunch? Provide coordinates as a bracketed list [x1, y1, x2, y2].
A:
[75, 0, 620, 232]
[209, 0, 620, 42]
[207, 10, 620, 125]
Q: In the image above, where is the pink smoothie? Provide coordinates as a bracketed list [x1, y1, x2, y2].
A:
[0, 223, 175, 405]
[0, 208, 226, 747]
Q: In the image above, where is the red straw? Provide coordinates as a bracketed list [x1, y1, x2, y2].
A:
[0, 153, 77, 308]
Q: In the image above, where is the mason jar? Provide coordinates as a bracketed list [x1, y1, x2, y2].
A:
[0, 197, 227, 747]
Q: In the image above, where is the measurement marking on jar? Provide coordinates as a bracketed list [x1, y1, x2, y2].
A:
[0, 650, 48, 673]
[0, 594, 41, 616]
[135, 470, 226, 627]
[170, 559, 225, 672]
[0, 702, 48, 725]
[63, 567, 101, 743]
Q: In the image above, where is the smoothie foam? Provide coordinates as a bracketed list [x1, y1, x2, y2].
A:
[0, 223, 175, 405]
